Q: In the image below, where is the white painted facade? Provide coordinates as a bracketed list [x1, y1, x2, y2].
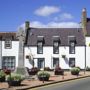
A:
[0, 41, 19, 69]
[86, 37, 90, 67]
[24, 46, 85, 69]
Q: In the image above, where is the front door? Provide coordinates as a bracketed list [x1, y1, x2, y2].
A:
[38, 58, 45, 69]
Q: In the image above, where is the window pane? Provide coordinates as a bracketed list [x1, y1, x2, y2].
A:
[53, 42, 59, 54]
[69, 42, 75, 54]
[69, 58, 75, 67]
[5, 40, 12, 49]
[2, 56, 15, 70]
[37, 42, 43, 54]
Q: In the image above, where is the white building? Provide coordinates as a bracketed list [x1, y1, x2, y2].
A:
[0, 32, 19, 70]
[0, 8, 90, 70]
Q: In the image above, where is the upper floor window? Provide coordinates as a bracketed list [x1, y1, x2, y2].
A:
[68, 36, 76, 54]
[53, 41, 59, 54]
[5, 40, 12, 49]
[37, 41, 43, 54]
[69, 41, 75, 54]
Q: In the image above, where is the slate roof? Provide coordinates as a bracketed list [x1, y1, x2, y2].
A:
[86, 18, 90, 36]
[0, 32, 18, 40]
[25, 28, 85, 46]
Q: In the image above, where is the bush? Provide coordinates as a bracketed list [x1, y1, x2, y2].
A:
[0, 70, 6, 82]
[37, 71, 50, 81]
[6, 73, 24, 81]
[71, 67, 80, 75]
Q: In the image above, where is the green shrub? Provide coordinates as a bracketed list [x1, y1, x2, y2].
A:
[0, 70, 5, 78]
[37, 71, 50, 81]
[6, 73, 24, 81]
[37, 71, 50, 78]
[71, 67, 80, 75]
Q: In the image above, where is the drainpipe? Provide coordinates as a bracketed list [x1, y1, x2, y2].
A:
[84, 45, 86, 74]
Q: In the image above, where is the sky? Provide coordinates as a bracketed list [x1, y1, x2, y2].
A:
[0, 0, 90, 32]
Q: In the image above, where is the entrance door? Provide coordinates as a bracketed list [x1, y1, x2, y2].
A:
[38, 58, 45, 69]
[53, 58, 59, 68]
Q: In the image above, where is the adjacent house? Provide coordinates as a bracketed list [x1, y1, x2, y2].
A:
[0, 32, 19, 70]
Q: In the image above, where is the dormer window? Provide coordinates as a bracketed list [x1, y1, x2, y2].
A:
[5, 39, 12, 49]
[37, 41, 43, 54]
[53, 36, 60, 54]
[37, 36, 44, 54]
[68, 36, 76, 54]
[53, 41, 59, 54]
[69, 41, 75, 54]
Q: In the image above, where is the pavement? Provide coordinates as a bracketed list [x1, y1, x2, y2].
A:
[0, 71, 90, 90]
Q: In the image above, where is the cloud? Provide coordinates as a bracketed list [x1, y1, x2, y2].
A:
[19, 21, 80, 30]
[30, 21, 80, 28]
[34, 6, 60, 16]
[54, 13, 74, 21]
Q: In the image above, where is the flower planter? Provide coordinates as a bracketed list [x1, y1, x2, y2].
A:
[38, 76, 49, 81]
[55, 70, 64, 75]
[71, 71, 79, 75]
[7, 80, 21, 86]
[0, 76, 5, 82]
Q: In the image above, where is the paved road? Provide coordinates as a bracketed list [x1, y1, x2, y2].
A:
[33, 77, 90, 90]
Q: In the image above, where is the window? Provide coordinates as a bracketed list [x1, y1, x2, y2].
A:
[53, 41, 59, 54]
[53, 58, 59, 68]
[69, 41, 75, 54]
[38, 58, 45, 69]
[37, 41, 43, 54]
[2, 56, 15, 70]
[69, 58, 75, 67]
[5, 40, 12, 49]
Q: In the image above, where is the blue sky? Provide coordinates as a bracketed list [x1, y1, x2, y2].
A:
[0, 0, 90, 32]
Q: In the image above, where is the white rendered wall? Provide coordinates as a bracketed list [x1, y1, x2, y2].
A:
[86, 37, 90, 67]
[25, 46, 85, 69]
[2, 41, 19, 68]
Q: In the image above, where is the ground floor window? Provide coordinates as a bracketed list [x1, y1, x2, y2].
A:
[69, 58, 75, 67]
[53, 58, 59, 68]
[2, 56, 15, 70]
[38, 58, 45, 69]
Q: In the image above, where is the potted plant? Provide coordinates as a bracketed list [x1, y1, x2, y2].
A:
[27, 67, 40, 75]
[71, 67, 80, 75]
[0, 70, 5, 82]
[6, 73, 24, 86]
[54, 66, 64, 75]
[37, 71, 50, 81]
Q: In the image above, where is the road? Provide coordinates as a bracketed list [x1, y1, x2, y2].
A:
[32, 77, 90, 90]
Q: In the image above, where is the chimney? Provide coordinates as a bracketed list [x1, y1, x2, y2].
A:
[82, 8, 87, 35]
[25, 21, 30, 30]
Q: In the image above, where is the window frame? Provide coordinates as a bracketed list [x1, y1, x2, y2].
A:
[5, 39, 12, 49]
[53, 41, 59, 54]
[2, 56, 16, 70]
[69, 41, 75, 54]
[37, 41, 43, 54]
